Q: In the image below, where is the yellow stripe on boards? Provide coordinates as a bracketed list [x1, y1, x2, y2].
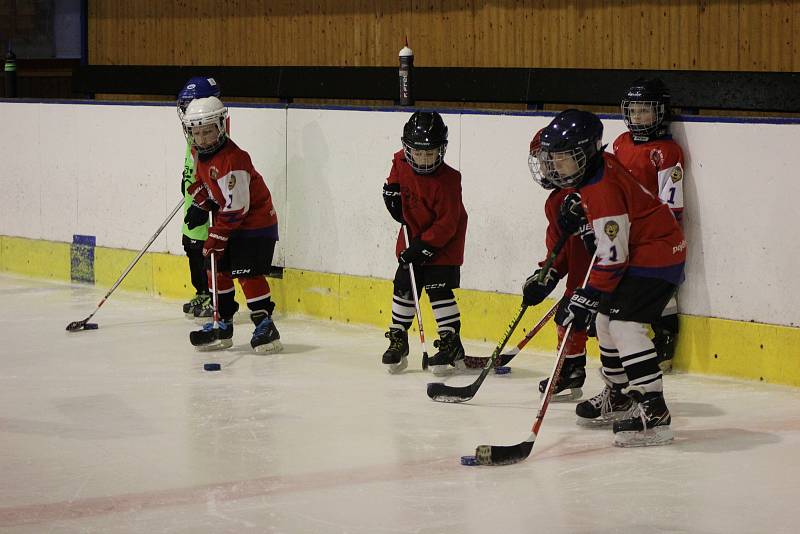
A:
[1, 235, 798, 387]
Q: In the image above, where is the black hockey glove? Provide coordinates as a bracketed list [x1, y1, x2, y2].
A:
[558, 192, 586, 235]
[555, 287, 600, 331]
[577, 221, 597, 255]
[382, 182, 404, 224]
[184, 203, 209, 230]
[399, 238, 435, 265]
[522, 266, 560, 307]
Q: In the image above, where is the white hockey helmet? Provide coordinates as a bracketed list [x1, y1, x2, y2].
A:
[181, 96, 228, 155]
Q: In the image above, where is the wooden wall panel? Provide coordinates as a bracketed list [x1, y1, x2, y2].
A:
[89, 1, 800, 71]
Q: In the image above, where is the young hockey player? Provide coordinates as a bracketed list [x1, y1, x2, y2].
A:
[181, 96, 282, 354]
[613, 78, 686, 372]
[522, 128, 594, 401]
[381, 111, 468, 375]
[536, 109, 686, 447]
[176, 76, 219, 321]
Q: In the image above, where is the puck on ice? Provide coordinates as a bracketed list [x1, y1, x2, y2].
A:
[203, 363, 221, 371]
[460, 455, 479, 466]
[494, 366, 511, 375]
[85, 323, 99, 330]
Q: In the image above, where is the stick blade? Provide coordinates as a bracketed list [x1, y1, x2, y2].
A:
[426, 381, 476, 403]
[474, 439, 535, 466]
[422, 351, 429, 370]
[66, 319, 87, 332]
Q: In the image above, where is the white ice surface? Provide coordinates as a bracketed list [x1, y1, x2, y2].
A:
[1, 273, 799, 533]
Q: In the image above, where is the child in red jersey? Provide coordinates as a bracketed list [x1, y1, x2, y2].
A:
[520, 128, 594, 401]
[181, 96, 282, 354]
[613, 78, 686, 372]
[381, 111, 468, 375]
[537, 109, 686, 447]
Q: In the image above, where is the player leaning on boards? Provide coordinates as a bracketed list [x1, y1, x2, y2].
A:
[521, 128, 594, 402]
[176, 77, 220, 322]
[181, 96, 283, 354]
[381, 111, 469, 375]
[613, 78, 686, 373]
[536, 109, 686, 447]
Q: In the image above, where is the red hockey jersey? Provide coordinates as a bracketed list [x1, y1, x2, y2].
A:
[579, 153, 686, 294]
[613, 132, 685, 222]
[193, 139, 278, 237]
[387, 150, 468, 266]
[541, 188, 592, 295]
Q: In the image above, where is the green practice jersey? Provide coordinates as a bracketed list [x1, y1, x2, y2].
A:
[182, 144, 210, 240]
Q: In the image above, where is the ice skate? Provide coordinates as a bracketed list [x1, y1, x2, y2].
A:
[250, 311, 283, 354]
[539, 359, 586, 402]
[428, 331, 466, 376]
[613, 390, 673, 447]
[575, 372, 633, 427]
[189, 319, 233, 351]
[183, 292, 210, 319]
[382, 327, 409, 374]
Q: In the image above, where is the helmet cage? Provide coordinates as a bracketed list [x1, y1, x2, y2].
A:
[621, 99, 666, 137]
[537, 143, 597, 189]
[528, 129, 555, 189]
[402, 139, 447, 174]
[181, 99, 228, 155]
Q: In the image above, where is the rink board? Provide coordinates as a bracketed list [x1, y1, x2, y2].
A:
[2, 234, 798, 388]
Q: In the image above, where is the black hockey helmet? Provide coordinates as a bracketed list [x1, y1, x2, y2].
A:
[402, 111, 448, 174]
[538, 109, 604, 189]
[621, 78, 671, 140]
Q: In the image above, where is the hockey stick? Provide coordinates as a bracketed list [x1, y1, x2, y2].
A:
[402, 225, 430, 370]
[470, 251, 597, 466]
[426, 230, 571, 403]
[463, 301, 557, 369]
[208, 212, 221, 331]
[66, 199, 183, 332]
[497, 301, 557, 366]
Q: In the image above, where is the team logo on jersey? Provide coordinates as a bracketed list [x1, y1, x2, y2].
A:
[649, 149, 664, 168]
[227, 175, 236, 190]
[209, 166, 219, 180]
[670, 167, 683, 183]
[604, 221, 619, 240]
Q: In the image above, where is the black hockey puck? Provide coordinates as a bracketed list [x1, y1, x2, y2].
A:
[84, 323, 99, 330]
[460, 455, 479, 466]
[494, 366, 511, 375]
[203, 363, 221, 371]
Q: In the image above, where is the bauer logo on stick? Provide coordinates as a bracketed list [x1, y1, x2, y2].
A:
[604, 221, 620, 240]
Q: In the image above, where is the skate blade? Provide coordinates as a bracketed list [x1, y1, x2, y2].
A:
[576, 411, 627, 428]
[184, 312, 197, 320]
[429, 360, 466, 377]
[385, 357, 408, 374]
[194, 338, 233, 352]
[613, 426, 674, 447]
[253, 339, 283, 354]
[544, 387, 583, 403]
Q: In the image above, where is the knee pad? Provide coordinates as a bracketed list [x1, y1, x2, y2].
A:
[608, 320, 650, 345]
